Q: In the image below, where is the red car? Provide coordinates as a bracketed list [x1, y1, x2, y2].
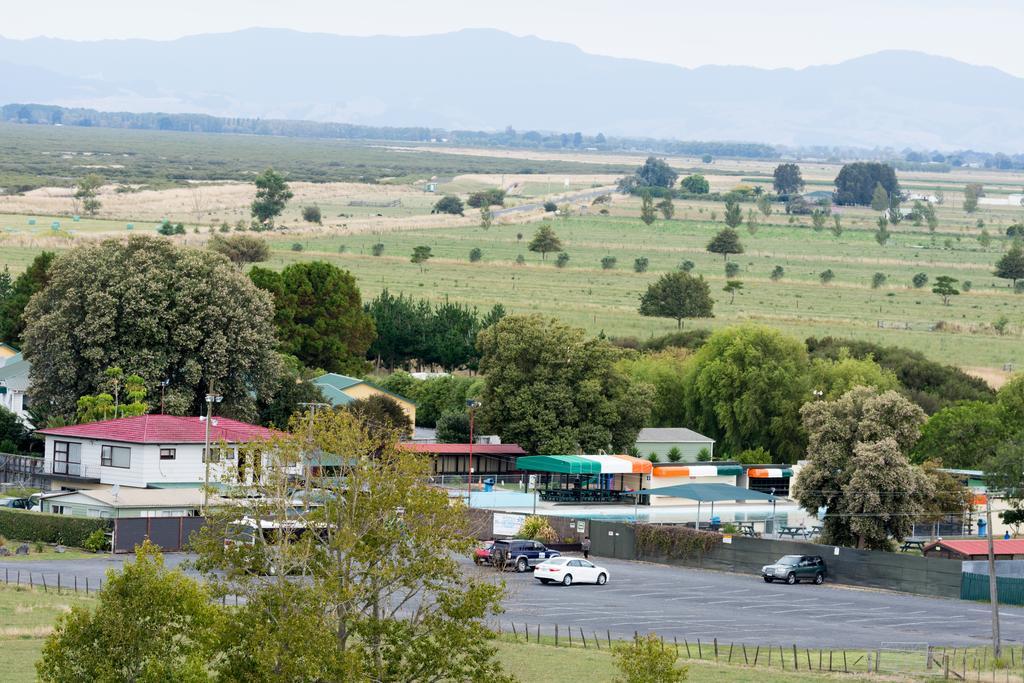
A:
[473, 540, 495, 565]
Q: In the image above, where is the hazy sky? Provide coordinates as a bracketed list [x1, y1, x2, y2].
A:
[6, 0, 1024, 76]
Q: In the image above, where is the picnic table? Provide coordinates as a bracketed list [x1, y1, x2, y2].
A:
[900, 539, 927, 552]
[737, 523, 757, 537]
[778, 525, 811, 539]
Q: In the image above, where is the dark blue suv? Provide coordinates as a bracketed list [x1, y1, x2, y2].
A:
[491, 539, 561, 572]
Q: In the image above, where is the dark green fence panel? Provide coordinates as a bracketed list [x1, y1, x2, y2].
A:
[961, 572, 1024, 605]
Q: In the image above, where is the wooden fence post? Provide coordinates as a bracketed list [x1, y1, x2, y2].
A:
[793, 644, 798, 671]
[555, 624, 559, 647]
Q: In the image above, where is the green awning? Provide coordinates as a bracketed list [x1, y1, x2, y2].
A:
[516, 455, 602, 474]
[627, 483, 777, 502]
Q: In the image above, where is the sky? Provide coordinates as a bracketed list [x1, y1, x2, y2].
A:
[5, 0, 1024, 76]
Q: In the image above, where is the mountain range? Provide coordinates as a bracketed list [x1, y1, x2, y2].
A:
[1, 28, 1022, 151]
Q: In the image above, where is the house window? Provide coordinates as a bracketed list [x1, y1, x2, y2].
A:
[52, 441, 82, 476]
[51, 505, 66, 515]
[160, 448, 176, 460]
[100, 445, 131, 469]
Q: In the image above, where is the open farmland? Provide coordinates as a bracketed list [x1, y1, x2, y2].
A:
[2, 142, 1023, 376]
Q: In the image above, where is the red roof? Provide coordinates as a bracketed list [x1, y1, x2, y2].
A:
[37, 414, 279, 444]
[399, 443, 526, 456]
[924, 539, 1024, 556]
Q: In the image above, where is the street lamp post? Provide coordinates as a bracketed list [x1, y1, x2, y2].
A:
[769, 487, 777, 536]
[466, 399, 481, 506]
[202, 392, 222, 515]
[159, 379, 170, 414]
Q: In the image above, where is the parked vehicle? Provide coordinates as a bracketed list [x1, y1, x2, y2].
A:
[491, 539, 560, 572]
[0, 497, 33, 510]
[761, 555, 827, 584]
[534, 557, 609, 586]
[473, 540, 495, 566]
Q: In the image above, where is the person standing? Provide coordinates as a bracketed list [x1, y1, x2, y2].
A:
[582, 535, 591, 559]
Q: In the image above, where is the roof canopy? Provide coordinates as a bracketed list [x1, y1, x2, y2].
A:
[654, 464, 742, 478]
[37, 415, 279, 445]
[746, 467, 794, 479]
[627, 483, 777, 502]
[516, 454, 652, 475]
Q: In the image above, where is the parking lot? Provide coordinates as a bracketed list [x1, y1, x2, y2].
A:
[473, 554, 1024, 648]
[4, 552, 1022, 648]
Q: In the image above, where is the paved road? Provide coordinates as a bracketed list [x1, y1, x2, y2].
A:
[4, 553, 1019, 648]
[492, 186, 616, 217]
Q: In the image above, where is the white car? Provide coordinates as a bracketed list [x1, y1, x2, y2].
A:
[534, 557, 609, 586]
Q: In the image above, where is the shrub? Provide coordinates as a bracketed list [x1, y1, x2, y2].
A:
[724, 261, 740, 277]
[83, 527, 110, 553]
[696, 447, 712, 462]
[633, 257, 650, 273]
[33, 540, 44, 553]
[912, 272, 928, 288]
[519, 515, 558, 543]
[871, 272, 887, 289]
[371, 243, 385, 256]
[635, 523, 719, 560]
[647, 452, 660, 463]
[515, 254, 526, 265]
[678, 260, 695, 273]
[667, 446, 682, 462]
[432, 195, 464, 216]
[301, 205, 322, 224]
[819, 269, 835, 284]
[962, 280, 972, 292]
[290, 242, 303, 252]
[0, 508, 109, 548]
[555, 252, 570, 268]
[543, 201, 558, 212]
[469, 247, 483, 263]
[601, 255, 617, 270]
[613, 633, 688, 683]
[770, 265, 784, 281]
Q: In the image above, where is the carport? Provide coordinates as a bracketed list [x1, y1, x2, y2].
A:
[626, 482, 777, 529]
[515, 454, 652, 503]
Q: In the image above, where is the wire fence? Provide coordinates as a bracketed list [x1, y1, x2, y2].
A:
[3, 566, 103, 595]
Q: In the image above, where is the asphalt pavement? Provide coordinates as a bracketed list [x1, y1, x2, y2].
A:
[3, 552, 1018, 648]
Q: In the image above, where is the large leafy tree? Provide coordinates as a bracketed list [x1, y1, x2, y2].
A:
[682, 325, 811, 463]
[706, 228, 744, 261]
[250, 261, 375, 376]
[208, 234, 270, 265]
[345, 393, 412, 438]
[911, 400, 1012, 469]
[994, 242, 1024, 286]
[23, 236, 280, 420]
[250, 167, 293, 227]
[191, 410, 513, 683]
[617, 349, 689, 428]
[793, 387, 930, 549]
[476, 315, 652, 454]
[256, 354, 327, 429]
[723, 198, 743, 228]
[527, 224, 563, 260]
[772, 163, 804, 196]
[680, 174, 709, 194]
[808, 354, 900, 400]
[365, 290, 432, 369]
[833, 162, 900, 206]
[638, 271, 714, 329]
[0, 251, 55, 345]
[635, 156, 678, 188]
[37, 541, 221, 682]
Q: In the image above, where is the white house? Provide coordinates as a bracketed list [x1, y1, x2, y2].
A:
[37, 414, 279, 491]
[0, 352, 31, 426]
[39, 487, 227, 518]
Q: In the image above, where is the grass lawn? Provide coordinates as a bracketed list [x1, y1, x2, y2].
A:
[0, 584, 95, 682]
[1, 543, 103, 562]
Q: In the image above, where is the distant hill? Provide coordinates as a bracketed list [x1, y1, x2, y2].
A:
[1, 28, 1022, 151]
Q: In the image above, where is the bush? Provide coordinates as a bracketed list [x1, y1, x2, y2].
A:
[678, 260, 695, 273]
[912, 272, 928, 288]
[301, 205, 322, 224]
[667, 446, 682, 462]
[519, 515, 558, 543]
[601, 255, 617, 270]
[555, 252, 570, 268]
[290, 242, 303, 252]
[724, 261, 740, 277]
[432, 195, 465, 215]
[371, 243, 385, 256]
[613, 633, 688, 683]
[633, 257, 649, 273]
[466, 188, 506, 208]
[83, 527, 110, 553]
[770, 265, 784, 280]
[543, 201, 558, 212]
[641, 329, 711, 352]
[0, 508, 110, 548]
[469, 247, 483, 263]
[635, 523, 719, 560]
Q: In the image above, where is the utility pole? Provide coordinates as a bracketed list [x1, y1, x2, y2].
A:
[297, 402, 330, 511]
[986, 496, 1001, 658]
[202, 390, 222, 515]
[466, 400, 481, 508]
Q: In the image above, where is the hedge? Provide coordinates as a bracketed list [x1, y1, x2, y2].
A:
[0, 507, 110, 547]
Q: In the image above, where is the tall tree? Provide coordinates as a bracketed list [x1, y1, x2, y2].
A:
[911, 401, 1013, 469]
[680, 174, 710, 194]
[932, 275, 960, 305]
[772, 163, 804, 196]
[0, 251, 55, 345]
[432, 195, 465, 216]
[756, 195, 773, 217]
[73, 173, 104, 216]
[682, 325, 811, 462]
[190, 410, 513, 682]
[365, 290, 430, 369]
[527, 224, 562, 260]
[833, 162, 899, 206]
[640, 190, 657, 225]
[345, 393, 412, 438]
[37, 541, 221, 682]
[994, 242, 1024, 286]
[963, 183, 982, 213]
[410, 245, 433, 271]
[250, 168, 293, 228]
[722, 279, 743, 303]
[870, 183, 890, 212]
[638, 272, 714, 329]
[476, 315, 652, 454]
[634, 156, 678, 188]
[793, 387, 929, 549]
[657, 196, 675, 220]
[706, 228, 744, 261]
[723, 198, 743, 228]
[24, 236, 280, 420]
[250, 261, 375, 376]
